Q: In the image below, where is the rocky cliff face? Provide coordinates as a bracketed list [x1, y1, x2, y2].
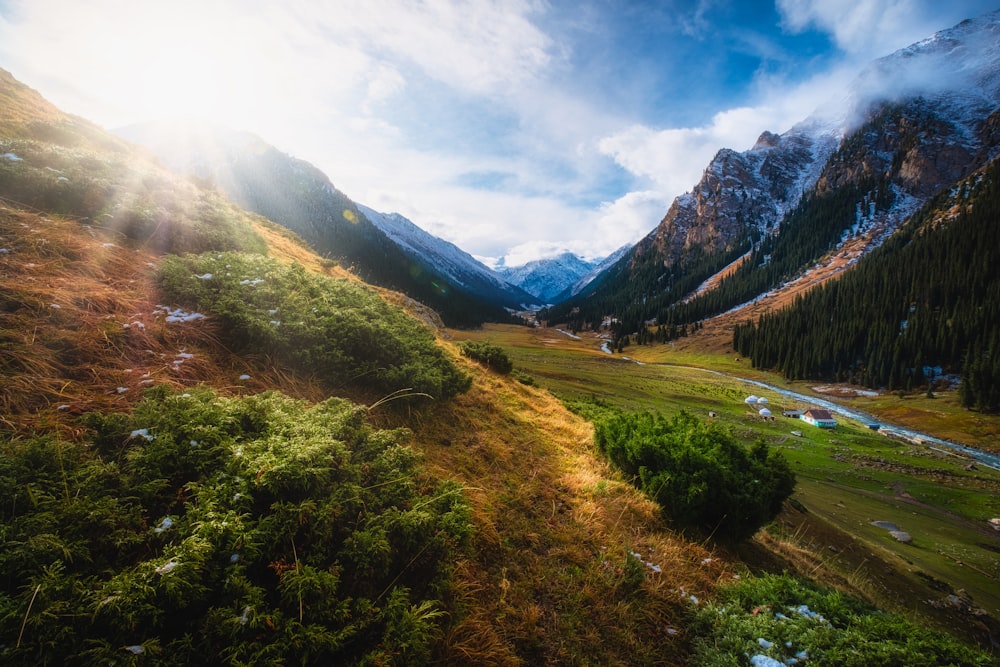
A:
[639, 121, 839, 268]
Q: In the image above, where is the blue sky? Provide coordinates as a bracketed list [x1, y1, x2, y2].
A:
[1, 0, 996, 266]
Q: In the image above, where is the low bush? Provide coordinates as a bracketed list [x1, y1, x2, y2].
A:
[458, 341, 513, 374]
[592, 410, 795, 541]
[158, 253, 471, 400]
[689, 574, 994, 666]
[511, 369, 536, 386]
[0, 387, 472, 665]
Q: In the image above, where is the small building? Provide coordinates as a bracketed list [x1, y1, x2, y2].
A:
[802, 408, 837, 429]
[782, 409, 803, 418]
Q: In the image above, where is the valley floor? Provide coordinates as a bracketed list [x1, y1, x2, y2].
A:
[450, 322, 1000, 653]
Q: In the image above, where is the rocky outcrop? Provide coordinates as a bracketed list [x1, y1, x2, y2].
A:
[636, 122, 839, 269]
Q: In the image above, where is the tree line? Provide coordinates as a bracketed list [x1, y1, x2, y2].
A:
[734, 159, 1000, 411]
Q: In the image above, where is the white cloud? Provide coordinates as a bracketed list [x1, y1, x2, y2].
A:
[363, 65, 406, 112]
[590, 190, 669, 253]
[301, 0, 556, 97]
[777, 0, 919, 56]
[3, 0, 989, 271]
[487, 190, 666, 266]
[775, 0, 996, 60]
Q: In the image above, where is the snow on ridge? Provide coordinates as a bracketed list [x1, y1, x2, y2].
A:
[358, 204, 489, 289]
[356, 204, 539, 305]
[495, 251, 601, 304]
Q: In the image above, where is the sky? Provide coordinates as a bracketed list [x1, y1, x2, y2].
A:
[0, 0, 996, 267]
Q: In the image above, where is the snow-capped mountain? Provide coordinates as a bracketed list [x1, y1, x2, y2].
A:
[494, 252, 600, 303]
[561, 9, 1000, 329]
[554, 244, 632, 302]
[647, 9, 1000, 269]
[356, 205, 541, 309]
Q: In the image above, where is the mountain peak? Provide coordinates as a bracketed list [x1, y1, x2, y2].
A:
[752, 130, 781, 150]
[841, 8, 1000, 130]
[495, 252, 600, 303]
[551, 10, 1000, 339]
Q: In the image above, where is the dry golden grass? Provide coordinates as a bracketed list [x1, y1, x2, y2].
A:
[672, 232, 884, 355]
[0, 205, 328, 436]
[253, 218, 353, 280]
[0, 69, 71, 135]
[394, 351, 734, 664]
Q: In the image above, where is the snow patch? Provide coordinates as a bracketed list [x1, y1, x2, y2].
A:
[155, 305, 206, 323]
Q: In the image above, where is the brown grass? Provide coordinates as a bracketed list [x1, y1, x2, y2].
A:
[674, 232, 882, 355]
[0, 204, 326, 436]
[393, 353, 732, 664]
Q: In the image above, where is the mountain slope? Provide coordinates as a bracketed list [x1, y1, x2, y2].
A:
[548, 10, 1000, 347]
[357, 203, 541, 309]
[117, 122, 522, 326]
[733, 155, 1000, 399]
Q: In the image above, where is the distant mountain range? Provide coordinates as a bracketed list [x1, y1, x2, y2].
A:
[117, 122, 551, 325]
[117, 122, 618, 316]
[494, 252, 597, 303]
[355, 204, 540, 309]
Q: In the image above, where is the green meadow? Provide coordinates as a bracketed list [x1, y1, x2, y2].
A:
[453, 324, 1000, 644]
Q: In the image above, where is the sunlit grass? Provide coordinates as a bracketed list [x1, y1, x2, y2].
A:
[0, 206, 327, 435]
[392, 357, 728, 664]
[450, 323, 1000, 651]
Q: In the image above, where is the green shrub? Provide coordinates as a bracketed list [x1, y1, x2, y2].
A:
[458, 341, 513, 374]
[593, 410, 795, 541]
[0, 387, 472, 665]
[690, 574, 994, 666]
[511, 369, 536, 386]
[158, 252, 471, 400]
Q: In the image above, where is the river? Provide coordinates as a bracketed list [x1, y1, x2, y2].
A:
[726, 373, 1000, 471]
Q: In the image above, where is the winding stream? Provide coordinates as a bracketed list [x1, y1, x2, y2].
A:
[727, 373, 1000, 471]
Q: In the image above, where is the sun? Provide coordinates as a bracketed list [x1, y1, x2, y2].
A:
[52, 2, 290, 133]
[123, 13, 262, 127]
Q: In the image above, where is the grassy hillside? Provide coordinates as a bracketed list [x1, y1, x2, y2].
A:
[0, 200, 731, 664]
[0, 72, 723, 661]
[451, 324, 1000, 655]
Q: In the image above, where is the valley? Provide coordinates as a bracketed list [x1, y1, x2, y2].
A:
[3, 6, 1000, 663]
[450, 322, 1000, 649]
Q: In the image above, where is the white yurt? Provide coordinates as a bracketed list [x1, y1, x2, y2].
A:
[757, 396, 769, 404]
[759, 407, 772, 417]
[744, 395, 759, 404]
